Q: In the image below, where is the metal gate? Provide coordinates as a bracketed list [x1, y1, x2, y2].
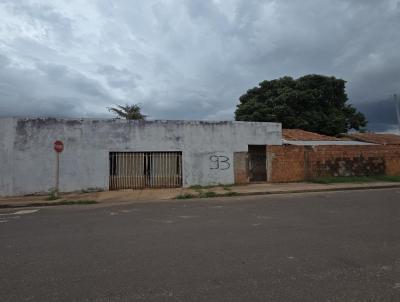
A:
[248, 145, 267, 182]
[109, 152, 182, 189]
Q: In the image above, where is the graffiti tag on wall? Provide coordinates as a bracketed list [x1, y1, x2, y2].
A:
[210, 155, 231, 170]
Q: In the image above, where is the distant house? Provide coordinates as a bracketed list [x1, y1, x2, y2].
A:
[266, 129, 400, 182]
[282, 129, 374, 146]
[343, 133, 400, 145]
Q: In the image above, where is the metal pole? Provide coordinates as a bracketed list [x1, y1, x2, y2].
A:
[55, 152, 60, 198]
[394, 94, 400, 134]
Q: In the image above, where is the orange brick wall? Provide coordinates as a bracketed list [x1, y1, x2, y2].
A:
[267, 145, 400, 182]
[267, 146, 307, 182]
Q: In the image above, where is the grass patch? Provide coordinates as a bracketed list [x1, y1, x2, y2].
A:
[310, 175, 400, 184]
[198, 191, 218, 198]
[189, 185, 214, 190]
[46, 195, 59, 201]
[175, 187, 239, 200]
[34, 200, 98, 206]
[189, 183, 235, 190]
[221, 183, 235, 187]
[176, 193, 197, 200]
[193, 188, 203, 194]
[223, 191, 239, 197]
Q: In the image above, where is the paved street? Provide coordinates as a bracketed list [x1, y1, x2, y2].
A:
[1, 189, 400, 301]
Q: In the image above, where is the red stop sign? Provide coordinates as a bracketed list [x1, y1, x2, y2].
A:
[54, 140, 64, 153]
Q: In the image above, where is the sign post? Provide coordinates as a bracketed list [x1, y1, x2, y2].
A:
[53, 140, 64, 198]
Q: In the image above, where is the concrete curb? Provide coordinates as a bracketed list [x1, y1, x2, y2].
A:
[0, 200, 98, 209]
[1, 183, 400, 209]
[229, 184, 400, 197]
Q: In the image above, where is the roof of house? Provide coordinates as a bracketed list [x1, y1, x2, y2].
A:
[282, 129, 341, 141]
[282, 129, 375, 145]
[344, 133, 400, 145]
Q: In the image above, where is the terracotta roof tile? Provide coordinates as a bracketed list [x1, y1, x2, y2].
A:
[344, 133, 400, 145]
[282, 129, 340, 141]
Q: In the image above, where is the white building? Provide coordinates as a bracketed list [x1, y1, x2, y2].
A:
[0, 118, 281, 196]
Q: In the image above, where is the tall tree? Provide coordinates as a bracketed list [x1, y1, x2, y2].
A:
[235, 75, 367, 136]
[108, 104, 146, 120]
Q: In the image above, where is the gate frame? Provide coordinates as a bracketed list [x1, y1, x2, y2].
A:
[248, 145, 267, 182]
[108, 150, 183, 190]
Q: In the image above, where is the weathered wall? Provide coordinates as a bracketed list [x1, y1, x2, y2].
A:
[267, 145, 400, 182]
[233, 152, 248, 184]
[0, 118, 281, 196]
[0, 118, 16, 196]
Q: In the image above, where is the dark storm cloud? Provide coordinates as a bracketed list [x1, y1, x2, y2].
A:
[0, 54, 115, 117]
[356, 98, 400, 132]
[0, 0, 399, 131]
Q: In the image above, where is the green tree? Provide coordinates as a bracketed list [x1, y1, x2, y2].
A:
[108, 104, 146, 120]
[234, 75, 367, 136]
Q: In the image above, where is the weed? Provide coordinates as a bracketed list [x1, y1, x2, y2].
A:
[176, 189, 238, 199]
[46, 188, 60, 201]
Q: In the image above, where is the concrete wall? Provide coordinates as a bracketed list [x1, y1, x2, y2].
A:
[233, 152, 248, 184]
[0, 118, 281, 196]
[0, 118, 16, 196]
[267, 145, 400, 182]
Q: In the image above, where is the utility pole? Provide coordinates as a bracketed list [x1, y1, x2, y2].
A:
[395, 94, 400, 134]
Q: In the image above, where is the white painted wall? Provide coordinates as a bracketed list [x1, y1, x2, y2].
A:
[0, 118, 281, 196]
[0, 118, 16, 196]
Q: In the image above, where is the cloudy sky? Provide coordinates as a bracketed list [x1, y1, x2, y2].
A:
[0, 0, 399, 130]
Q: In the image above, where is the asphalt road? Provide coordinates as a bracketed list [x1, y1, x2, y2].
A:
[1, 188, 400, 302]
